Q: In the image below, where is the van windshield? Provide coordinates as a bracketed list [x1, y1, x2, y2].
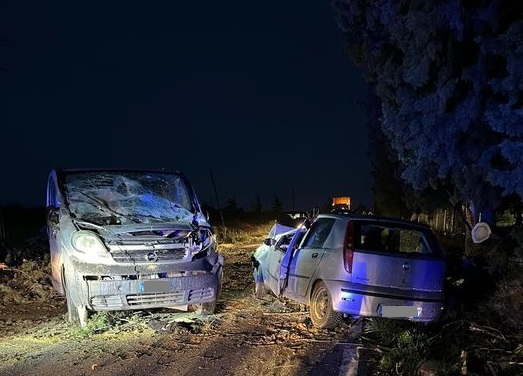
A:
[63, 171, 195, 225]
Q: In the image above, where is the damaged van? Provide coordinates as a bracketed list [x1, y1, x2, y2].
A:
[46, 168, 224, 327]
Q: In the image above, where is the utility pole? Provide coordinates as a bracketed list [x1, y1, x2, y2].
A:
[209, 169, 225, 228]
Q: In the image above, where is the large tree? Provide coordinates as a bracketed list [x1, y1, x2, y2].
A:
[363, 85, 410, 217]
[333, 0, 523, 224]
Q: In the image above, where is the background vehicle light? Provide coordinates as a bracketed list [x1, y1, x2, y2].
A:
[72, 231, 108, 254]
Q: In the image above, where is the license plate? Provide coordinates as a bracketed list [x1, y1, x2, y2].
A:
[141, 280, 172, 293]
[379, 305, 420, 318]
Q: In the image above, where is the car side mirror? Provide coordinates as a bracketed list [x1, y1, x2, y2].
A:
[46, 206, 60, 226]
[264, 238, 276, 246]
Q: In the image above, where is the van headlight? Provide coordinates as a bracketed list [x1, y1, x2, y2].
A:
[72, 230, 108, 254]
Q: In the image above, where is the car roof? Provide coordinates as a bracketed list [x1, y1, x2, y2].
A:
[316, 212, 432, 230]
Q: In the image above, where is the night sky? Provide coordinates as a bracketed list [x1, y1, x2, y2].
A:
[1, 1, 371, 212]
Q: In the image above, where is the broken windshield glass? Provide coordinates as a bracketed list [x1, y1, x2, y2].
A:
[63, 171, 195, 225]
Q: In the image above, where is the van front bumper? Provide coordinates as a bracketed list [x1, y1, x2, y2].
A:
[66, 254, 224, 311]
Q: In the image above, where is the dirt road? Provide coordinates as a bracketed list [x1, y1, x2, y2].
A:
[0, 244, 365, 376]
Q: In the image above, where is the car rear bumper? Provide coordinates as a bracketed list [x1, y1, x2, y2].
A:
[325, 280, 444, 322]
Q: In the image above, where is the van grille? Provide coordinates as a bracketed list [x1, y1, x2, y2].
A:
[126, 287, 214, 306]
[109, 247, 189, 263]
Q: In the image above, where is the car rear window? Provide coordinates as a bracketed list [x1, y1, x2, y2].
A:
[356, 222, 438, 255]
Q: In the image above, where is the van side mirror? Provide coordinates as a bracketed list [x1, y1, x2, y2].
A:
[46, 206, 59, 225]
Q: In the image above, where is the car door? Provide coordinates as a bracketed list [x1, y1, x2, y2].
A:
[263, 232, 293, 296]
[278, 227, 306, 294]
[286, 218, 336, 298]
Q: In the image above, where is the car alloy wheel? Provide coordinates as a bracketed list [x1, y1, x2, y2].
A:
[310, 281, 342, 329]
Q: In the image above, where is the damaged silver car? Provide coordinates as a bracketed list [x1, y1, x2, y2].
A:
[46, 168, 224, 327]
[252, 213, 446, 329]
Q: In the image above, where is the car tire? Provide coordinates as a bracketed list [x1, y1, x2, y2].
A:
[63, 268, 88, 327]
[310, 281, 342, 329]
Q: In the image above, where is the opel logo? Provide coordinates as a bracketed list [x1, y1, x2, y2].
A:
[145, 251, 159, 262]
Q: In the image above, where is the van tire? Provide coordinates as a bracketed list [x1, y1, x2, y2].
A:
[195, 301, 216, 315]
[195, 277, 222, 315]
[63, 268, 88, 327]
[310, 281, 342, 329]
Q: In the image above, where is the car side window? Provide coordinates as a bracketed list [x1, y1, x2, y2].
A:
[302, 218, 335, 248]
[276, 233, 294, 252]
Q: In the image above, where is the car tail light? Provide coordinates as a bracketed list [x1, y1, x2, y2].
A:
[343, 221, 355, 273]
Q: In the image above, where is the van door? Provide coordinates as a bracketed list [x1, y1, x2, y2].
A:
[46, 171, 63, 293]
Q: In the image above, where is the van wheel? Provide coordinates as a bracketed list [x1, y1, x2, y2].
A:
[195, 301, 216, 315]
[310, 281, 342, 329]
[63, 270, 88, 327]
[195, 278, 221, 315]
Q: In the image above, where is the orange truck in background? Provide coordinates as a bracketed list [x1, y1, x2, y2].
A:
[331, 196, 351, 212]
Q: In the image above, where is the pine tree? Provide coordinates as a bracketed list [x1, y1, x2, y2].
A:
[333, 0, 523, 219]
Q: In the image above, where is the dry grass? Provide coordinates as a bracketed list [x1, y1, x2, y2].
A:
[214, 220, 274, 245]
[0, 255, 58, 304]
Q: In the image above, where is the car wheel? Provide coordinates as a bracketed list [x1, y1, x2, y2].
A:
[254, 281, 266, 299]
[63, 269, 88, 327]
[309, 281, 342, 329]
